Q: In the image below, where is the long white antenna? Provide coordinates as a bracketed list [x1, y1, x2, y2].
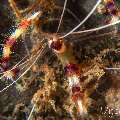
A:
[27, 104, 35, 120]
[105, 67, 120, 70]
[56, 0, 68, 33]
[60, 0, 101, 39]
[0, 46, 45, 93]
[72, 20, 120, 34]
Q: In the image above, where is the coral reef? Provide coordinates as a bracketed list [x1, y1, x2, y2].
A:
[0, 0, 120, 120]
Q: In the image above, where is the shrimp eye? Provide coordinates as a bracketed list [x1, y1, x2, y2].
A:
[50, 40, 63, 51]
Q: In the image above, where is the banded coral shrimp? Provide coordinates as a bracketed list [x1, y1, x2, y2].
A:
[0, 0, 120, 120]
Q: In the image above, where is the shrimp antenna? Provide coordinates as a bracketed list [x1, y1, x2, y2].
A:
[27, 104, 35, 120]
[105, 67, 120, 70]
[72, 20, 120, 34]
[59, 0, 101, 39]
[0, 45, 45, 93]
[56, 0, 68, 33]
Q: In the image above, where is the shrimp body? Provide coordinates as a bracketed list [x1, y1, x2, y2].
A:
[49, 36, 87, 116]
